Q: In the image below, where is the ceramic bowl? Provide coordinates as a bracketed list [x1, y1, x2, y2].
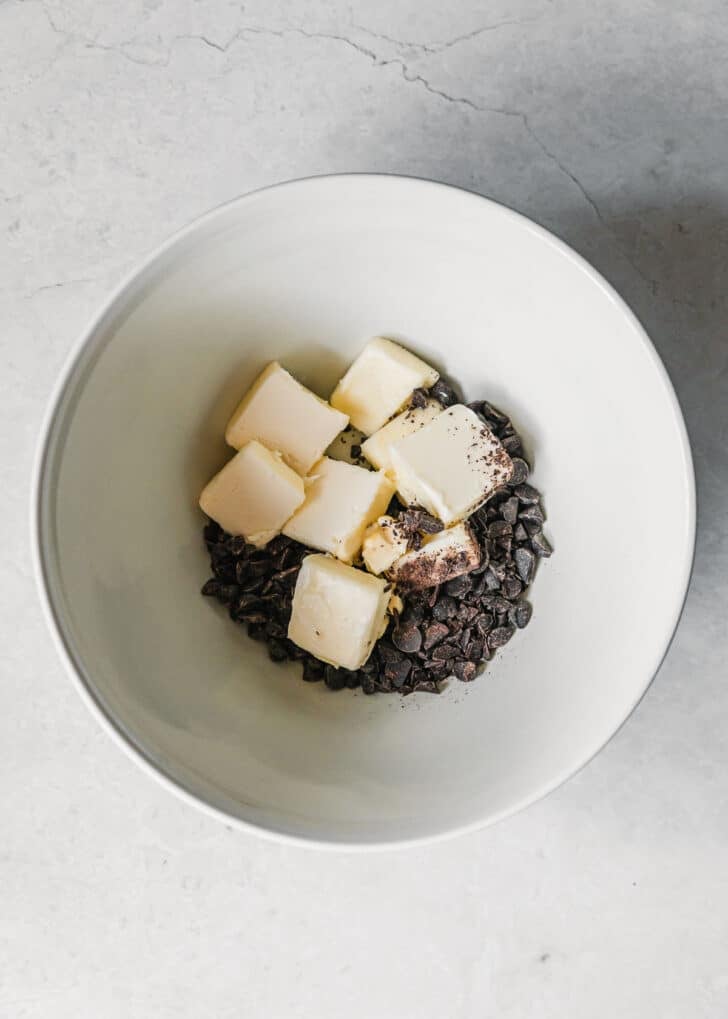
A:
[33, 175, 695, 847]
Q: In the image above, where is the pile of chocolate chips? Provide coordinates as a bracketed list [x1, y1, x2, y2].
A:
[200, 381, 551, 695]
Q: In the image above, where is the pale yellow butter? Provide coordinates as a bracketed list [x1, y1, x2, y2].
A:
[330, 338, 439, 435]
[360, 399, 443, 473]
[389, 405, 513, 525]
[283, 457, 395, 563]
[361, 515, 409, 575]
[199, 440, 305, 547]
[225, 361, 349, 475]
[287, 554, 390, 671]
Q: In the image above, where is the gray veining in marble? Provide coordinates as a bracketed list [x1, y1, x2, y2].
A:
[1, 1, 726, 1016]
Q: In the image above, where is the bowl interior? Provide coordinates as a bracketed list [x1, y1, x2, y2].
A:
[37, 177, 694, 845]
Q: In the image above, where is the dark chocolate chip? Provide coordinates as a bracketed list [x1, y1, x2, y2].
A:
[501, 575, 523, 600]
[392, 624, 423, 654]
[501, 497, 520, 525]
[531, 531, 553, 558]
[475, 613, 495, 638]
[324, 666, 347, 690]
[445, 574, 472, 598]
[514, 547, 536, 584]
[302, 658, 325, 682]
[418, 512, 444, 534]
[509, 458, 530, 485]
[268, 640, 288, 662]
[386, 658, 412, 688]
[514, 483, 541, 505]
[487, 520, 513, 539]
[409, 387, 429, 409]
[430, 379, 460, 407]
[509, 601, 533, 629]
[513, 522, 529, 543]
[465, 639, 484, 662]
[489, 626, 515, 648]
[432, 596, 457, 622]
[423, 622, 449, 649]
[502, 434, 523, 457]
[454, 660, 477, 682]
[401, 603, 425, 627]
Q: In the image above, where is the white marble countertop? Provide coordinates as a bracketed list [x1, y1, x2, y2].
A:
[2, 1, 726, 1016]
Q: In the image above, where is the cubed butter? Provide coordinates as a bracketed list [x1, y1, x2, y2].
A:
[288, 554, 390, 671]
[330, 338, 439, 435]
[390, 405, 513, 525]
[361, 515, 410, 575]
[225, 361, 349, 475]
[199, 440, 305, 547]
[387, 522, 481, 589]
[360, 399, 443, 473]
[283, 457, 395, 563]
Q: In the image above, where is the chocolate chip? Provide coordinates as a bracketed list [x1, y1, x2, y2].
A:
[454, 660, 477, 682]
[409, 387, 429, 409]
[482, 401, 510, 428]
[401, 603, 425, 627]
[489, 626, 515, 648]
[500, 496, 520, 525]
[431, 643, 458, 661]
[502, 434, 523, 457]
[423, 622, 449, 649]
[377, 641, 404, 664]
[418, 512, 444, 534]
[509, 458, 530, 485]
[501, 575, 523, 600]
[247, 622, 266, 641]
[483, 594, 512, 615]
[302, 658, 324, 682]
[430, 379, 460, 407]
[510, 601, 533, 629]
[514, 547, 536, 584]
[531, 531, 553, 558]
[432, 596, 457, 622]
[385, 658, 412, 688]
[465, 639, 484, 662]
[445, 574, 472, 598]
[475, 613, 494, 638]
[513, 522, 529, 543]
[487, 520, 513, 539]
[324, 666, 347, 690]
[514, 483, 540, 505]
[392, 624, 423, 654]
[268, 640, 288, 662]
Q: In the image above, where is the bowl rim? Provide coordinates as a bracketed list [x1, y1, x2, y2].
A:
[31, 172, 697, 851]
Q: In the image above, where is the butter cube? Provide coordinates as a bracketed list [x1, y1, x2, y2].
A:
[388, 522, 481, 589]
[226, 362, 349, 475]
[288, 554, 390, 671]
[199, 440, 305, 546]
[361, 399, 443, 473]
[390, 405, 513, 525]
[283, 457, 395, 563]
[330, 338, 439, 435]
[361, 515, 410, 575]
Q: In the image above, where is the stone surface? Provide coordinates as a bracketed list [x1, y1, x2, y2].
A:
[1, 1, 727, 1016]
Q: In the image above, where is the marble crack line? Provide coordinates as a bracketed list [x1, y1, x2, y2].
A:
[22, 277, 100, 300]
[179, 24, 646, 288]
[31, 14, 653, 293]
[352, 13, 546, 56]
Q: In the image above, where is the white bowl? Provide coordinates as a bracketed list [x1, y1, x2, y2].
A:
[33, 175, 695, 848]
